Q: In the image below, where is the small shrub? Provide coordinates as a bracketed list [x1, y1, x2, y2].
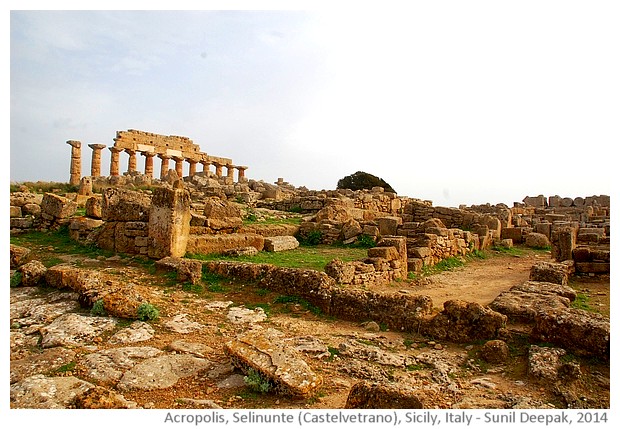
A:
[243, 368, 272, 394]
[288, 205, 303, 213]
[137, 302, 160, 321]
[353, 234, 376, 248]
[10, 272, 23, 288]
[90, 299, 107, 316]
[298, 230, 323, 246]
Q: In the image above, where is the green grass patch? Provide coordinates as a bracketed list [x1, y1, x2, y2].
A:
[51, 362, 77, 375]
[571, 293, 594, 312]
[189, 245, 367, 272]
[420, 256, 465, 276]
[137, 302, 160, 321]
[273, 295, 322, 315]
[243, 368, 272, 394]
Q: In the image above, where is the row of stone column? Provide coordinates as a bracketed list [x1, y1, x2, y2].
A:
[68, 140, 248, 184]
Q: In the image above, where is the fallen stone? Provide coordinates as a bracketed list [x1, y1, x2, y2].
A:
[17, 260, 47, 287]
[117, 354, 211, 391]
[39, 313, 117, 348]
[40, 192, 77, 219]
[167, 340, 214, 357]
[479, 340, 509, 364]
[531, 308, 610, 359]
[264, 235, 300, 252]
[101, 188, 151, 222]
[511, 281, 577, 302]
[344, 381, 424, 408]
[11, 293, 81, 328]
[525, 232, 550, 248]
[155, 256, 203, 285]
[224, 328, 322, 397]
[529, 261, 574, 285]
[528, 345, 574, 382]
[10, 244, 31, 269]
[223, 246, 259, 257]
[10, 374, 94, 409]
[489, 290, 571, 323]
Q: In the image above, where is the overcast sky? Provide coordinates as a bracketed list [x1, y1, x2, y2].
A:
[9, 3, 617, 207]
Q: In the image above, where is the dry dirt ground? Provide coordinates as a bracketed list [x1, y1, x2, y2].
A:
[10, 245, 610, 410]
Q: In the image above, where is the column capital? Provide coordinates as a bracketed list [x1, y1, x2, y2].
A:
[158, 153, 172, 160]
[67, 140, 81, 148]
[88, 143, 107, 150]
[109, 146, 123, 153]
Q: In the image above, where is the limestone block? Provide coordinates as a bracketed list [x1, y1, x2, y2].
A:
[186, 233, 265, 255]
[531, 308, 609, 359]
[102, 188, 151, 222]
[345, 381, 424, 408]
[148, 186, 191, 259]
[376, 216, 401, 236]
[524, 232, 550, 248]
[17, 260, 47, 287]
[40, 193, 77, 219]
[264, 235, 300, 252]
[551, 226, 576, 262]
[10, 244, 31, 268]
[479, 340, 510, 364]
[85, 196, 102, 219]
[10, 218, 34, 229]
[489, 289, 570, 323]
[10, 192, 42, 207]
[324, 259, 356, 284]
[10, 206, 22, 217]
[367, 246, 399, 260]
[22, 203, 41, 216]
[224, 328, 322, 397]
[529, 262, 573, 285]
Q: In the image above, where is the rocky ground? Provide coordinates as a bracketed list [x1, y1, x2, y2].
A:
[9, 237, 610, 410]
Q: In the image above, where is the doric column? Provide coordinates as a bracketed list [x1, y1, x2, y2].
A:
[142, 151, 155, 178]
[213, 162, 223, 177]
[158, 154, 171, 179]
[200, 160, 211, 174]
[236, 166, 248, 182]
[188, 159, 198, 177]
[125, 149, 137, 173]
[67, 140, 82, 185]
[88, 143, 107, 177]
[173, 156, 184, 178]
[109, 147, 122, 177]
[226, 164, 235, 180]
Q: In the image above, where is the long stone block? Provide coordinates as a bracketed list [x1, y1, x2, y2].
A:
[264, 236, 299, 252]
[186, 233, 264, 255]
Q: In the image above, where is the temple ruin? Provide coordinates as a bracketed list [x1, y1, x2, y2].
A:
[67, 129, 248, 183]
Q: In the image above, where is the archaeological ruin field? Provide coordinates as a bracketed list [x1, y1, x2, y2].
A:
[9, 130, 610, 410]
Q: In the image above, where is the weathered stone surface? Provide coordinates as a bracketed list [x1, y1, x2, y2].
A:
[344, 381, 424, 409]
[167, 340, 214, 357]
[85, 195, 102, 218]
[525, 232, 550, 248]
[338, 340, 414, 367]
[264, 235, 299, 252]
[10, 292, 80, 328]
[511, 280, 577, 302]
[10, 244, 31, 269]
[10, 347, 77, 384]
[223, 246, 259, 257]
[202, 197, 243, 230]
[10, 374, 94, 409]
[224, 328, 322, 397]
[72, 386, 137, 409]
[489, 289, 571, 323]
[376, 216, 401, 236]
[117, 354, 210, 391]
[108, 321, 155, 345]
[324, 258, 356, 284]
[529, 261, 574, 285]
[10, 205, 22, 217]
[164, 313, 205, 333]
[39, 313, 117, 348]
[479, 340, 509, 364]
[367, 246, 399, 260]
[531, 308, 610, 359]
[148, 186, 191, 259]
[341, 218, 362, 240]
[186, 233, 265, 255]
[82, 346, 163, 384]
[528, 345, 577, 382]
[227, 307, 268, 324]
[551, 226, 577, 262]
[102, 188, 151, 222]
[22, 203, 42, 216]
[101, 285, 146, 319]
[17, 260, 47, 287]
[314, 204, 352, 223]
[155, 256, 203, 284]
[422, 300, 507, 342]
[10, 192, 42, 207]
[40, 192, 77, 219]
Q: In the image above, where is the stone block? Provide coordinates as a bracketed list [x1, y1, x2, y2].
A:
[367, 246, 399, 260]
[264, 236, 299, 252]
[524, 232, 550, 248]
[345, 381, 424, 409]
[186, 233, 265, 255]
[551, 226, 577, 262]
[376, 216, 401, 236]
[10, 218, 34, 229]
[148, 186, 191, 259]
[501, 227, 526, 244]
[407, 258, 423, 273]
[10, 244, 31, 268]
[10, 206, 22, 217]
[102, 188, 151, 222]
[22, 203, 41, 216]
[41, 193, 77, 219]
[529, 262, 573, 285]
[224, 328, 322, 397]
[575, 262, 610, 274]
[85, 196, 102, 219]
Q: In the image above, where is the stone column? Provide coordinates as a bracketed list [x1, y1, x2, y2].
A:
[188, 159, 198, 177]
[109, 147, 122, 177]
[200, 160, 211, 175]
[125, 149, 137, 173]
[67, 140, 82, 185]
[236, 166, 248, 182]
[142, 151, 155, 178]
[159, 154, 171, 179]
[226, 164, 235, 180]
[213, 162, 223, 177]
[88, 143, 107, 177]
[173, 156, 184, 178]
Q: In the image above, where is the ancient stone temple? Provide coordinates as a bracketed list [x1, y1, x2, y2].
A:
[68, 129, 248, 183]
